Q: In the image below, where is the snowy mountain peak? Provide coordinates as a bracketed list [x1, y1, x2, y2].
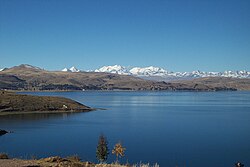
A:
[69, 66, 80, 72]
[62, 68, 70, 72]
[130, 66, 168, 76]
[94, 65, 170, 76]
[61, 66, 80, 72]
[95, 65, 130, 75]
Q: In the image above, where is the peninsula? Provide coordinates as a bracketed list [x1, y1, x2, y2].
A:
[0, 91, 92, 115]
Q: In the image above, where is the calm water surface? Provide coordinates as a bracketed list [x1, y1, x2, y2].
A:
[0, 91, 250, 167]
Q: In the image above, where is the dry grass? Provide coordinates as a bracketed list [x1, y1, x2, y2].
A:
[0, 155, 160, 167]
[131, 163, 160, 167]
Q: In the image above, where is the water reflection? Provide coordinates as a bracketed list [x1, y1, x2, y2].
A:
[0, 112, 78, 121]
[0, 112, 85, 132]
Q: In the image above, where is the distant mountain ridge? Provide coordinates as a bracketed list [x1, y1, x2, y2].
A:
[93, 65, 250, 81]
[2, 64, 249, 91]
[2, 64, 250, 81]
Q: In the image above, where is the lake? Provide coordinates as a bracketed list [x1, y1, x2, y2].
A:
[0, 91, 250, 167]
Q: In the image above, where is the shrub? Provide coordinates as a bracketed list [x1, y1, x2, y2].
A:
[112, 142, 126, 162]
[96, 134, 109, 163]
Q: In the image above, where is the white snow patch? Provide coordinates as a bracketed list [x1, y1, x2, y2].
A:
[69, 66, 80, 72]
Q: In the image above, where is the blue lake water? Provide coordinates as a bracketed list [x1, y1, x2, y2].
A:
[0, 91, 250, 167]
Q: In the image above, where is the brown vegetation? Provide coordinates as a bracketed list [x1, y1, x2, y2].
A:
[112, 142, 126, 162]
[0, 155, 159, 167]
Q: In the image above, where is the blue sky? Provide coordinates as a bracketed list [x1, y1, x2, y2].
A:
[0, 0, 250, 72]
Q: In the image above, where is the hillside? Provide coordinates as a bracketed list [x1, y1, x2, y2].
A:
[0, 91, 92, 114]
[0, 64, 248, 91]
[170, 77, 250, 91]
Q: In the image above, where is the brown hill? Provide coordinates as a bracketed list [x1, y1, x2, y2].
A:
[170, 77, 250, 91]
[0, 91, 92, 114]
[0, 74, 27, 90]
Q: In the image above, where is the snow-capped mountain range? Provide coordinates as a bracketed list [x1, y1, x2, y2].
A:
[1, 65, 249, 81]
[93, 65, 250, 81]
[94, 65, 130, 75]
[59, 65, 250, 81]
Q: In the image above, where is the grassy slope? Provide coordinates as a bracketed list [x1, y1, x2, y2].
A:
[0, 91, 92, 114]
[171, 77, 250, 90]
[0, 155, 158, 167]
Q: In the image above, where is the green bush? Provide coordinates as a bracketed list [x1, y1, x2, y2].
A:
[96, 134, 109, 163]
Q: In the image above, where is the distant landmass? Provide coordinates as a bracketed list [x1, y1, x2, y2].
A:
[0, 64, 250, 91]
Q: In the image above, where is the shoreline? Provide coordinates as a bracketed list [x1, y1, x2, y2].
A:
[0, 156, 128, 167]
[0, 109, 96, 116]
[0, 155, 157, 167]
[12, 89, 245, 93]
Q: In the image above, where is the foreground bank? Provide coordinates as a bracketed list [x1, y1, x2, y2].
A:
[0, 155, 159, 167]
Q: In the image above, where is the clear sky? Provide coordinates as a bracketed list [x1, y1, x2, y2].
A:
[0, 0, 250, 72]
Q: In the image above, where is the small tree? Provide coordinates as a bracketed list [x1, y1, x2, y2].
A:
[112, 142, 126, 162]
[96, 134, 109, 163]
